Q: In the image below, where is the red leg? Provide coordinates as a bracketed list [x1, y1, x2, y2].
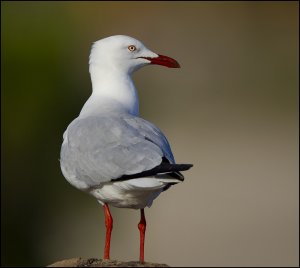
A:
[138, 208, 146, 263]
[103, 203, 113, 260]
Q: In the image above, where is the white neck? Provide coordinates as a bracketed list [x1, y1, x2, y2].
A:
[79, 64, 139, 117]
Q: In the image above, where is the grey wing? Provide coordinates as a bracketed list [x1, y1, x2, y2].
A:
[123, 115, 175, 164]
[60, 114, 175, 189]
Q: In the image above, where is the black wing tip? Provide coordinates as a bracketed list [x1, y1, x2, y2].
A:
[112, 162, 193, 182]
[175, 163, 193, 171]
[162, 157, 193, 171]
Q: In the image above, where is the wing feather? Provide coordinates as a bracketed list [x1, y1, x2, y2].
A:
[60, 113, 178, 189]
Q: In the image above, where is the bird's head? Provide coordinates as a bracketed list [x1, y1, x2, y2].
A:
[89, 35, 180, 75]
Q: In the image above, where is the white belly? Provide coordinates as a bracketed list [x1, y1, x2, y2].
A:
[89, 177, 180, 209]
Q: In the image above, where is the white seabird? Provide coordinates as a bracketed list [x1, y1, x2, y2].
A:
[60, 35, 193, 263]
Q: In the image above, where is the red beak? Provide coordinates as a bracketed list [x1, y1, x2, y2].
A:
[139, 54, 180, 68]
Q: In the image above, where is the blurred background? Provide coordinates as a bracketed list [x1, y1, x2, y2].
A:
[1, 1, 299, 267]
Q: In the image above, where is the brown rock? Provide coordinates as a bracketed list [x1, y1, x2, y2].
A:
[48, 258, 169, 267]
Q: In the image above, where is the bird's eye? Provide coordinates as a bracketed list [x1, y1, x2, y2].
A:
[128, 45, 137, 52]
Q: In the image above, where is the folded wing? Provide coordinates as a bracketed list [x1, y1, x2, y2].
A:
[60, 113, 192, 190]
